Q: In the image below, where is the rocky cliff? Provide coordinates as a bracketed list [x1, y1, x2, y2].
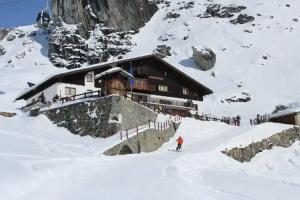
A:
[48, 0, 158, 68]
[51, 0, 158, 31]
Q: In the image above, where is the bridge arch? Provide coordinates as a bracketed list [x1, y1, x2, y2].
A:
[119, 144, 133, 155]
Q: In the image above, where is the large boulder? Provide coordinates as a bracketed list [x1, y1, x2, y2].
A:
[0, 45, 6, 55]
[192, 47, 216, 71]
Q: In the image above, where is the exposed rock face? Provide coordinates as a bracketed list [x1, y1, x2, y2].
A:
[223, 126, 300, 162]
[192, 47, 216, 71]
[49, 23, 135, 68]
[166, 12, 180, 19]
[153, 45, 172, 58]
[0, 112, 17, 118]
[0, 45, 6, 55]
[51, 0, 158, 31]
[224, 92, 252, 103]
[230, 14, 255, 24]
[0, 28, 10, 41]
[206, 4, 246, 18]
[42, 96, 157, 138]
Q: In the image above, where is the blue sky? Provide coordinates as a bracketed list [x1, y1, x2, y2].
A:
[0, 0, 45, 28]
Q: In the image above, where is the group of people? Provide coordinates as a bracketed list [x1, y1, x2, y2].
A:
[196, 114, 241, 126]
[220, 115, 241, 126]
[250, 114, 270, 125]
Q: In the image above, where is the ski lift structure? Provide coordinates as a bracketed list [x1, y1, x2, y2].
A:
[36, 0, 51, 29]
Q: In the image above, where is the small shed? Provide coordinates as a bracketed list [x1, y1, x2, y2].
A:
[270, 108, 300, 126]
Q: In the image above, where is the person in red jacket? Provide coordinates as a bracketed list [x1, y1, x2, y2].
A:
[176, 136, 183, 151]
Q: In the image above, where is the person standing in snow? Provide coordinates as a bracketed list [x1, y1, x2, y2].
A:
[236, 115, 241, 126]
[176, 136, 183, 151]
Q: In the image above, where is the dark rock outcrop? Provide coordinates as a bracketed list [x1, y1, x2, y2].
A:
[153, 45, 172, 58]
[6, 34, 16, 41]
[192, 46, 216, 71]
[230, 14, 255, 24]
[0, 45, 6, 55]
[272, 105, 288, 114]
[51, 0, 158, 31]
[166, 12, 180, 19]
[0, 28, 10, 41]
[206, 4, 246, 18]
[225, 92, 252, 103]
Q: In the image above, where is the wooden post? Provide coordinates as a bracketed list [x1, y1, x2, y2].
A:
[149, 120, 151, 129]
[120, 131, 122, 140]
[84, 92, 86, 98]
[126, 129, 128, 139]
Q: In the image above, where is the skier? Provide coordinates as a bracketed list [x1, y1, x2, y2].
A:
[176, 136, 183, 151]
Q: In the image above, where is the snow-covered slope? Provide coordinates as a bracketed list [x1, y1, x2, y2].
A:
[1, 116, 300, 200]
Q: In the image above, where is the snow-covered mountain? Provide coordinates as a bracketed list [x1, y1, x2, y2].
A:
[1, 1, 300, 199]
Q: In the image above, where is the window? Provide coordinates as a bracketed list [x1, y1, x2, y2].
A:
[86, 73, 93, 82]
[158, 85, 168, 92]
[182, 87, 189, 95]
[65, 87, 76, 96]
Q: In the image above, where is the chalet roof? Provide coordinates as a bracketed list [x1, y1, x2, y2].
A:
[95, 67, 134, 80]
[16, 54, 213, 100]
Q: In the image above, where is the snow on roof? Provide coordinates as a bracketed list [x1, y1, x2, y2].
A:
[94, 67, 134, 80]
[15, 54, 212, 100]
[270, 102, 300, 118]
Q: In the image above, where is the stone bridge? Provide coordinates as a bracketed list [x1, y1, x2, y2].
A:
[104, 122, 181, 156]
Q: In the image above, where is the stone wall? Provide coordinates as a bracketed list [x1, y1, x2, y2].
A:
[42, 96, 157, 138]
[104, 122, 179, 156]
[223, 126, 300, 162]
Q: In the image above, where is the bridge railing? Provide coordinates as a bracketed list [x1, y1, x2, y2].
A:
[119, 115, 182, 141]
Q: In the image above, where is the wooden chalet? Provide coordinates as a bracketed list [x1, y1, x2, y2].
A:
[16, 54, 213, 116]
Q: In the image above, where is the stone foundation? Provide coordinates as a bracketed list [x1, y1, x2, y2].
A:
[42, 95, 157, 138]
